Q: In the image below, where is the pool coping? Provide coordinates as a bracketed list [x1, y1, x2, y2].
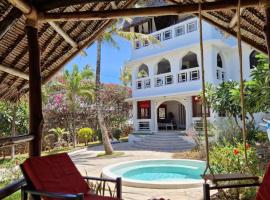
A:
[102, 159, 205, 189]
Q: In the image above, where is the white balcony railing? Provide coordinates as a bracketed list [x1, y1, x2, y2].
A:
[178, 67, 200, 83]
[135, 68, 200, 90]
[154, 73, 174, 87]
[134, 19, 198, 50]
[138, 119, 150, 131]
[216, 68, 225, 81]
[136, 77, 151, 89]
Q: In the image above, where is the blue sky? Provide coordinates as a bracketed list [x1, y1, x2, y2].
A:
[64, 36, 132, 84]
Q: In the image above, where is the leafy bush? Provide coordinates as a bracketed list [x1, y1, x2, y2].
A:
[112, 128, 121, 140]
[210, 141, 260, 199]
[210, 141, 259, 174]
[95, 129, 102, 142]
[78, 128, 94, 145]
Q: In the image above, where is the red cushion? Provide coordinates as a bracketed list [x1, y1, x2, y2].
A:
[21, 153, 89, 200]
[256, 162, 270, 200]
[85, 194, 119, 200]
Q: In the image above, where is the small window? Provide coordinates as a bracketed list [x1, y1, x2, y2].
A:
[155, 33, 161, 41]
[190, 70, 199, 80]
[137, 101, 151, 119]
[217, 54, 223, 68]
[135, 41, 140, 49]
[158, 107, 166, 119]
[165, 75, 173, 85]
[143, 39, 149, 47]
[175, 25, 185, 36]
[187, 21, 197, 33]
[163, 30, 172, 40]
[136, 81, 142, 89]
[144, 79, 151, 88]
[178, 73, 187, 83]
[181, 52, 198, 69]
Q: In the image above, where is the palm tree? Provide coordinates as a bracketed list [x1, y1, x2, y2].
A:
[49, 127, 69, 142]
[95, 22, 159, 155]
[120, 66, 132, 87]
[59, 64, 94, 148]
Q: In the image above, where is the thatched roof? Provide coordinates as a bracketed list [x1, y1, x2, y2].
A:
[0, 0, 268, 101]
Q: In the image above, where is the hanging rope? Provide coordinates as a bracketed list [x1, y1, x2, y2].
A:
[198, 2, 214, 179]
[236, 0, 248, 165]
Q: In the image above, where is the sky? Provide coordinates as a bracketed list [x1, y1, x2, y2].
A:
[64, 36, 132, 84]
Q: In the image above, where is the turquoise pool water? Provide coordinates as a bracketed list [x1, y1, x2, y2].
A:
[103, 159, 205, 186]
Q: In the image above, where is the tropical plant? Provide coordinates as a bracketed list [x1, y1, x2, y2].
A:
[205, 81, 242, 128]
[49, 127, 68, 142]
[95, 22, 159, 155]
[56, 64, 94, 148]
[78, 127, 94, 145]
[120, 66, 132, 86]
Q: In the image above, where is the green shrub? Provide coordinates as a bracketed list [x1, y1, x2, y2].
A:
[112, 128, 121, 140]
[210, 140, 259, 174]
[95, 129, 102, 142]
[78, 128, 94, 145]
[210, 141, 260, 199]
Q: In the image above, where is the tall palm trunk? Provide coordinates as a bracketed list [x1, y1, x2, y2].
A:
[96, 38, 114, 155]
[71, 96, 77, 148]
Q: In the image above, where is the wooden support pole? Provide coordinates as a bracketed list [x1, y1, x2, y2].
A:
[26, 25, 43, 157]
[264, 7, 270, 67]
[41, 0, 265, 22]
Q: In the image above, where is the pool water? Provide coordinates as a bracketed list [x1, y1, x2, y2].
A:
[123, 166, 201, 181]
[102, 159, 205, 188]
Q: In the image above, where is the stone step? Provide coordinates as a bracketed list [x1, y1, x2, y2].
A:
[130, 144, 193, 151]
[135, 141, 190, 146]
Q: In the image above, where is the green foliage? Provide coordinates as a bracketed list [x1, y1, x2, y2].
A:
[112, 128, 122, 140]
[245, 54, 270, 112]
[49, 127, 68, 141]
[78, 127, 94, 145]
[95, 129, 103, 142]
[120, 66, 132, 86]
[205, 81, 241, 120]
[0, 100, 29, 137]
[210, 141, 259, 175]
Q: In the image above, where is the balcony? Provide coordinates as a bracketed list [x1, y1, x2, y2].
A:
[135, 68, 200, 91]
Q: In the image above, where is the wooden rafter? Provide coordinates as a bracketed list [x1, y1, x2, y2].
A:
[0, 8, 21, 39]
[37, 0, 124, 11]
[229, 8, 244, 28]
[41, 0, 267, 22]
[0, 63, 29, 80]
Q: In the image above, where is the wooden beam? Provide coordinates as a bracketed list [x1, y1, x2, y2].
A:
[0, 8, 22, 40]
[26, 25, 43, 157]
[48, 21, 87, 56]
[229, 8, 244, 28]
[41, 0, 265, 22]
[38, 0, 124, 11]
[0, 64, 29, 80]
[42, 0, 137, 83]
[0, 135, 34, 148]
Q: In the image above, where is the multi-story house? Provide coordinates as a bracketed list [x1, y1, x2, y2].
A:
[125, 15, 260, 133]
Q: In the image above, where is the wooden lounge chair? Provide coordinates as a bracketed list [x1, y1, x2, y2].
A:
[256, 162, 270, 200]
[20, 153, 122, 200]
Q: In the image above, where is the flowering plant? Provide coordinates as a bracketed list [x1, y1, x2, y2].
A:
[210, 140, 259, 175]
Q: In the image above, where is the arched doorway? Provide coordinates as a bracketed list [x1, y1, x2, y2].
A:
[157, 100, 186, 130]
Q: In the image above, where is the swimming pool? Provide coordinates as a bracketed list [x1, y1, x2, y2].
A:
[102, 159, 205, 189]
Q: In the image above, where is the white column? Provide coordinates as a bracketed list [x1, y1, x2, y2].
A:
[151, 100, 156, 132]
[132, 101, 138, 131]
[185, 96, 193, 129]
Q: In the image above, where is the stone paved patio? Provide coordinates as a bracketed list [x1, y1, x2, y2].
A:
[70, 142, 204, 200]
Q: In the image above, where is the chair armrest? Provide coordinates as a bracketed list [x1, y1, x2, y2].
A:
[83, 176, 117, 182]
[83, 176, 122, 199]
[23, 189, 84, 199]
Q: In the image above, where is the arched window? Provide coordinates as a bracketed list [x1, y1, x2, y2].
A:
[157, 59, 171, 74]
[181, 52, 198, 70]
[249, 50, 259, 69]
[137, 64, 149, 78]
[217, 54, 223, 68]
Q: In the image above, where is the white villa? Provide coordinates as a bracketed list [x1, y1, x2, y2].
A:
[125, 16, 260, 133]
